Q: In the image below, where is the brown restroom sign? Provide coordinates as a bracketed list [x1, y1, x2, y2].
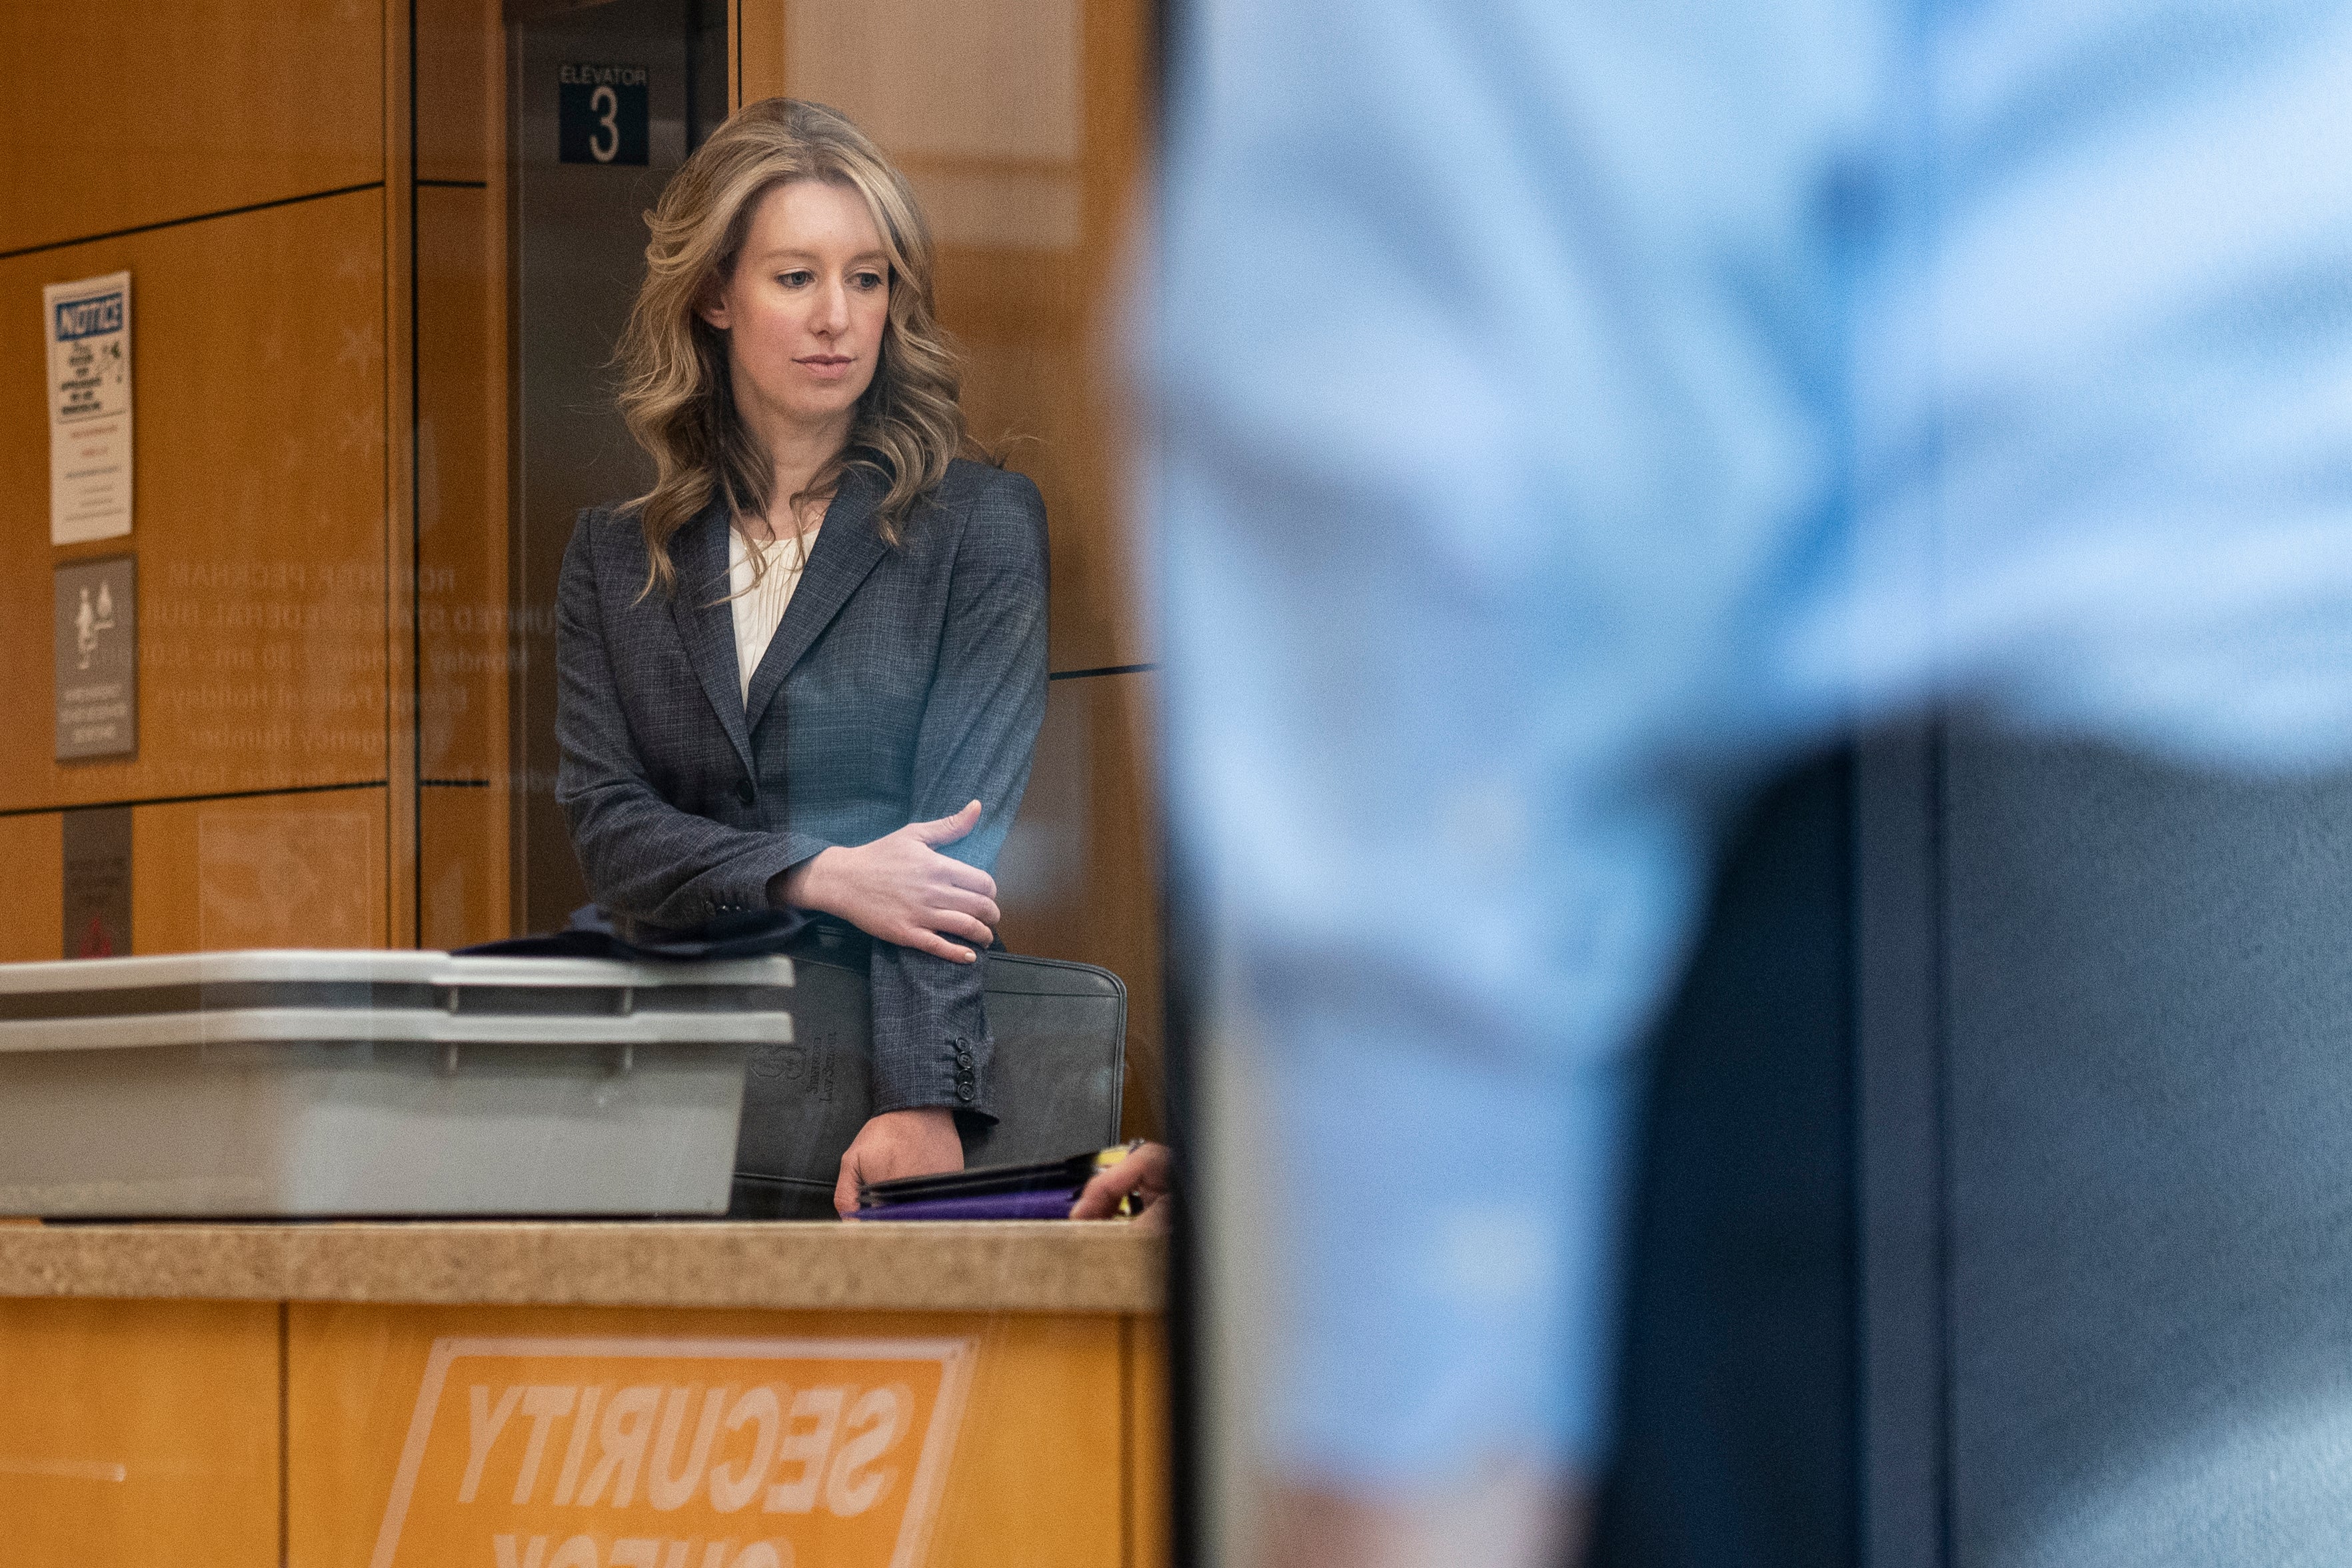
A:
[53, 555, 135, 761]
[560, 63, 650, 165]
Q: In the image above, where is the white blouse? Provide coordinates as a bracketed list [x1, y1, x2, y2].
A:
[728, 521, 820, 707]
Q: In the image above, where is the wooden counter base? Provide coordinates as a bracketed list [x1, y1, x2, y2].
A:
[0, 1222, 1172, 1567]
[0, 1219, 1165, 1313]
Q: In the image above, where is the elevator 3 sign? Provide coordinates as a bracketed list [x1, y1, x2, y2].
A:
[559, 63, 649, 165]
[369, 1336, 976, 1568]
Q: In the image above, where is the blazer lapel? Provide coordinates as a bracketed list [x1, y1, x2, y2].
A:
[744, 466, 890, 736]
[664, 500, 755, 778]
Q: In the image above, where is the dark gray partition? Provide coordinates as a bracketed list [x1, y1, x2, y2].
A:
[1937, 728, 2352, 1567]
[1857, 721, 1949, 1568]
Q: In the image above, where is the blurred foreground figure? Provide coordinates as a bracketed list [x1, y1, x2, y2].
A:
[1148, 1, 2352, 1563]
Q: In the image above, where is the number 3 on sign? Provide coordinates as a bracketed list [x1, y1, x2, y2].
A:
[590, 84, 620, 163]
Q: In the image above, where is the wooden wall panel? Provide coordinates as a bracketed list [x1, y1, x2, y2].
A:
[738, 0, 786, 114]
[996, 672, 1165, 1142]
[385, 0, 423, 945]
[417, 0, 501, 184]
[385, 0, 420, 949]
[131, 787, 388, 954]
[0, 815, 64, 964]
[0, 1, 382, 255]
[1126, 1315, 1172, 1568]
[417, 185, 509, 786]
[928, 1313, 1126, 1567]
[417, 3, 506, 950]
[0, 1299, 281, 1568]
[0, 191, 389, 814]
[747, 0, 1154, 674]
[419, 784, 509, 950]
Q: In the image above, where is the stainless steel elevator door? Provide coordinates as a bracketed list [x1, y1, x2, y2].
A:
[507, 0, 723, 934]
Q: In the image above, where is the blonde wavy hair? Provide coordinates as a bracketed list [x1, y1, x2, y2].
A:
[615, 97, 971, 596]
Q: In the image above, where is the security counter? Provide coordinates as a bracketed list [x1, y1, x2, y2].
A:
[0, 1219, 1167, 1568]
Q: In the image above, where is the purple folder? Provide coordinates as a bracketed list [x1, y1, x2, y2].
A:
[854, 1187, 1080, 1221]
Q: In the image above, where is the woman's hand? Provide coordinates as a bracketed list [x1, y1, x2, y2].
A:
[834, 1108, 964, 1216]
[777, 800, 1002, 962]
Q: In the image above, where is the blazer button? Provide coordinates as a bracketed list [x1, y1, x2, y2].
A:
[956, 1084, 976, 1104]
[736, 780, 755, 806]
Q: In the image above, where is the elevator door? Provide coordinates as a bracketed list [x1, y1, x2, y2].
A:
[507, 0, 724, 934]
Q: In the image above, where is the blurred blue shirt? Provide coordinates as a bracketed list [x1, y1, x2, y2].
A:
[1149, 0, 2352, 1483]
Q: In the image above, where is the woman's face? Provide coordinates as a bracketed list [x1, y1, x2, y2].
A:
[700, 178, 890, 448]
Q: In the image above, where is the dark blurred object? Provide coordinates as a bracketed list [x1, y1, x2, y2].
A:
[455, 903, 805, 961]
[1593, 748, 1857, 1568]
[855, 1188, 1083, 1221]
[856, 1148, 1115, 1221]
[728, 921, 1128, 1218]
[1931, 730, 2352, 1566]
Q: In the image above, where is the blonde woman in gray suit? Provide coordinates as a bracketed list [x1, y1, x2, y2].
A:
[556, 98, 1050, 1215]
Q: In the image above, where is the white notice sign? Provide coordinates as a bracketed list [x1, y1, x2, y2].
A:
[45, 270, 133, 544]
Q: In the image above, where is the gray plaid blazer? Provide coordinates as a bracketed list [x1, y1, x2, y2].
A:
[555, 457, 1050, 1117]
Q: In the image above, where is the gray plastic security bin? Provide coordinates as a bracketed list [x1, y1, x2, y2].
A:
[0, 949, 793, 1217]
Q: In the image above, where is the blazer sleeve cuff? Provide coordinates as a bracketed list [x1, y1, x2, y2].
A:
[688, 832, 834, 923]
[866, 948, 998, 1123]
[868, 1022, 997, 1121]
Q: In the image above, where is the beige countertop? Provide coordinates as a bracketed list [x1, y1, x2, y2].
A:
[0, 1219, 1164, 1314]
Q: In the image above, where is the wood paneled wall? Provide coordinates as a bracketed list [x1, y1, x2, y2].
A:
[0, 0, 482, 961]
[131, 789, 391, 953]
[416, 0, 513, 949]
[0, 191, 391, 810]
[0, 816, 64, 964]
[0, 5, 381, 255]
[737, 0, 1166, 1138]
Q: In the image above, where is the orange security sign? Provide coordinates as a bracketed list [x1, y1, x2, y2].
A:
[367, 1336, 977, 1568]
